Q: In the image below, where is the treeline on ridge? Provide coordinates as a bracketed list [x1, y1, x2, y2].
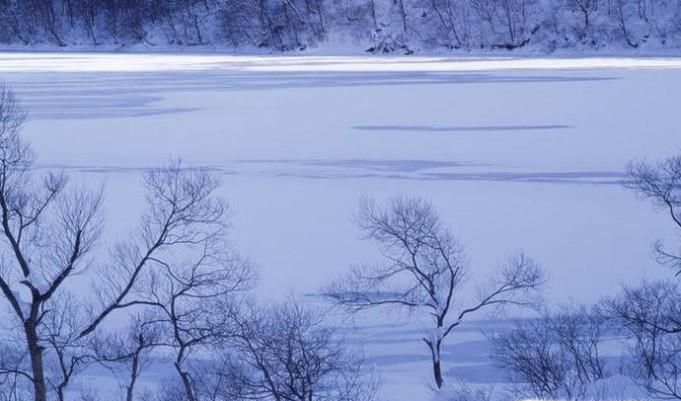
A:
[0, 0, 680, 52]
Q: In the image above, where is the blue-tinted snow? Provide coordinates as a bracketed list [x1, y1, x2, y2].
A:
[1, 54, 678, 401]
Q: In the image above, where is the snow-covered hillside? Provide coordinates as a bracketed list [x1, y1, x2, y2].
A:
[2, 0, 681, 53]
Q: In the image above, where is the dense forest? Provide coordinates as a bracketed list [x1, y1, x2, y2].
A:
[0, 0, 680, 52]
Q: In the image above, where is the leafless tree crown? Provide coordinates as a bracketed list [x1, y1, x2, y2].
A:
[325, 196, 544, 388]
[626, 156, 681, 274]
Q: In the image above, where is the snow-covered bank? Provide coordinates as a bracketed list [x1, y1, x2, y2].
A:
[2, 52, 681, 73]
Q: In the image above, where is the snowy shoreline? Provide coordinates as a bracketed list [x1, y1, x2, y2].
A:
[2, 51, 681, 74]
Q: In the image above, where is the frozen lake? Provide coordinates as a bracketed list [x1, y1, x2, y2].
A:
[0, 53, 679, 399]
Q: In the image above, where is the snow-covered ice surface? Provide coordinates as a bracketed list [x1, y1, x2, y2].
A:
[1, 53, 679, 400]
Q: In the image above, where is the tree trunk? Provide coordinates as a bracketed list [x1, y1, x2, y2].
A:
[26, 322, 48, 401]
[425, 335, 445, 389]
[397, 0, 407, 33]
[431, 342, 444, 389]
[175, 362, 197, 401]
[369, 0, 377, 29]
[125, 354, 140, 401]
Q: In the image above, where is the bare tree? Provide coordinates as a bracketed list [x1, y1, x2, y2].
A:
[42, 294, 93, 401]
[201, 299, 379, 401]
[0, 83, 247, 401]
[25, 0, 66, 46]
[626, 155, 681, 275]
[396, 0, 408, 34]
[612, 0, 639, 47]
[567, 0, 601, 40]
[605, 281, 681, 400]
[0, 83, 101, 401]
[492, 316, 566, 399]
[551, 305, 608, 387]
[324, 196, 544, 389]
[80, 160, 232, 339]
[133, 242, 254, 401]
[469, 0, 538, 48]
[0, 339, 30, 401]
[422, 0, 471, 48]
[91, 314, 162, 401]
[491, 305, 609, 400]
[441, 380, 493, 401]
